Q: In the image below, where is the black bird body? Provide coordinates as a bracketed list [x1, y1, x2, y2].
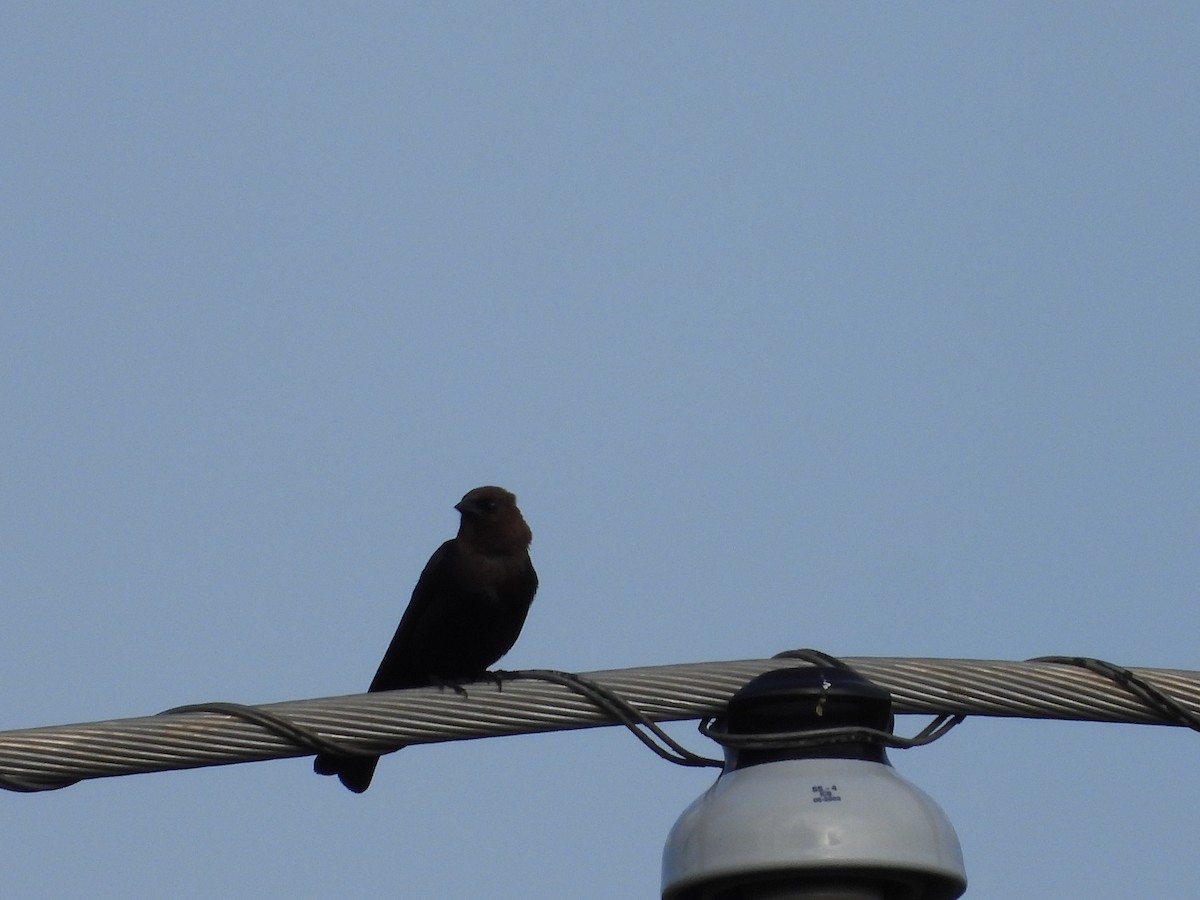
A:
[369, 536, 538, 692]
[314, 486, 537, 792]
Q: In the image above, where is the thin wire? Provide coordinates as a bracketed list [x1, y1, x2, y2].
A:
[160, 702, 379, 759]
[698, 714, 965, 751]
[1029, 656, 1200, 731]
[503, 669, 722, 768]
[907, 713, 967, 746]
[772, 648, 857, 669]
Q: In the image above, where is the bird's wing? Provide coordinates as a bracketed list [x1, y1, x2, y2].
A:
[367, 538, 461, 692]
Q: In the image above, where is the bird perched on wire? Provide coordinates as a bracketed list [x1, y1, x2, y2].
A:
[314, 485, 538, 793]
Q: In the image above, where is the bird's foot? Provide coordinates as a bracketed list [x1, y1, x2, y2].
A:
[483, 669, 515, 691]
[427, 676, 471, 698]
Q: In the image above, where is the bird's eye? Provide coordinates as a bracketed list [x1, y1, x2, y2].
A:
[480, 499, 497, 512]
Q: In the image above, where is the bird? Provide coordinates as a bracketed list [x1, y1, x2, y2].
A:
[314, 486, 538, 793]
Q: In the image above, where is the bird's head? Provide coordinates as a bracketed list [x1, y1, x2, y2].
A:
[455, 486, 533, 554]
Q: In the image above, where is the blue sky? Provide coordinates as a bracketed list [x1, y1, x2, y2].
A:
[2, 4, 1198, 897]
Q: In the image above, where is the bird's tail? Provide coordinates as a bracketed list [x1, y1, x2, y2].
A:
[313, 753, 379, 794]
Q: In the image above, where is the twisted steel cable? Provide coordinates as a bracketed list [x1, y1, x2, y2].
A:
[1, 654, 1196, 792]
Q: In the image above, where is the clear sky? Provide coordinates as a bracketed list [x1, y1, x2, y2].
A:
[2, 4, 1197, 897]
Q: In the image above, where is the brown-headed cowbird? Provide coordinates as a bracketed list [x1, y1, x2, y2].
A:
[313, 486, 538, 793]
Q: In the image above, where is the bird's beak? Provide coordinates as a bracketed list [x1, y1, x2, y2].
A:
[455, 499, 476, 515]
